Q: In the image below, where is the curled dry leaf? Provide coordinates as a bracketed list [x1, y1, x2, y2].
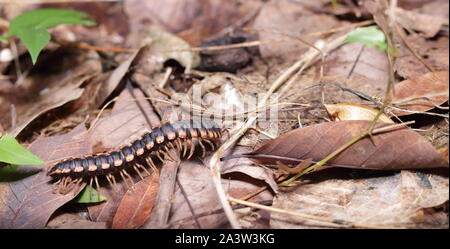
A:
[111, 171, 159, 229]
[238, 120, 448, 170]
[147, 26, 201, 69]
[0, 123, 91, 228]
[220, 146, 278, 193]
[390, 71, 449, 116]
[324, 103, 394, 123]
[81, 47, 144, 110]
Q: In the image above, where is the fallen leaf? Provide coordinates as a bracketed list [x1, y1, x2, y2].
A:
[325, 103, 394, 123]
[124, 0, 243, 46]
[394, 36, 449, 80]
[89, 87, 160, 152]
[167, 160, 273, 229]
[111, 172, 159, 229]
[0, 123, 90, 228]
[254, 0, 341, 60]
[239, 120, 448, 170]
[395, 7, 446, 38]
[80, 47, 143, 110]
[220, 146, 278, 193]
[6, 50, 101, 137]
[147, 25, 201, 69]
[390, 71, 449, 116]
[322, 42, 389, 100]
[271, 169, 448, 228]
[46, 213, 107, 229]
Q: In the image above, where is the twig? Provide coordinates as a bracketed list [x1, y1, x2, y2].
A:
[158, 67, 173, 89]
[346, 44, 365, 79]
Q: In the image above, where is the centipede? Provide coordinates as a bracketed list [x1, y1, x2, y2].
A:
[47, 119, 222, 195]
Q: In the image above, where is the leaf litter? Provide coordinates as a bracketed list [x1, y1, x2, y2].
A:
[0, 0, 448, 229]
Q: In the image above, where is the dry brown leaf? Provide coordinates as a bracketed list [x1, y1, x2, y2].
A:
[395, 7, 447, 38]
[253, 0, 341, 60]
[220, 146, 278, 193]
[240, 120, 448, 170]
[167, 160, 273, 229]
[271, 169, 449, 228]
[89, 87, 160, 151]
[111, 172, 159, 229]
[323, 42, 389, 98]
[394, 36, 449, 79]
[5, 50, 101, 137]
[79, 48, 143, 111]
[390, 71, 449, 116]
[324, 103, 394, 123]
[0, 123, 90, 228]
[47, 213, 107, 229]
[124, 0, 242, 46]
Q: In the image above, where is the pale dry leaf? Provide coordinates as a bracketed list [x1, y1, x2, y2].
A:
[270, 169, 448, 228]
[324, 103, 394, 123]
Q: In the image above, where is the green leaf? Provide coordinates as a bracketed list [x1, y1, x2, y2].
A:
[0, 134, 45, 165]
[8, 8, 95, 37]
[345, 26, 387, 51]
[16, 28, 50, 64]
[0, 164, 18, 181]
[0, 164, 40, 182]
[72, 185, 107, 203]
[0, 35, 7, 43]
[7, 8, 96, 64]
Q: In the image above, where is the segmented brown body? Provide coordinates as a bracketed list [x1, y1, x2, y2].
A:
[47, 119, 222, 194]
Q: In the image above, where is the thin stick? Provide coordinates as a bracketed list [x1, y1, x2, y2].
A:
[228, 196, 400, 229]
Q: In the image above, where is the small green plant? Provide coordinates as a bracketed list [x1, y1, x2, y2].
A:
[73, 186, 107, 203]
[0, 133, 44, 165]
[345, 26, 388, 52]
[0, 8, 95, 64]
